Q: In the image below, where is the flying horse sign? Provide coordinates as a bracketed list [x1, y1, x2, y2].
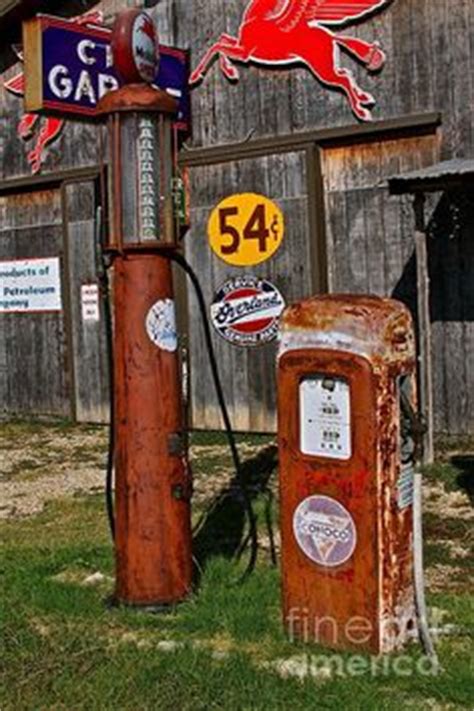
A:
[190, 0, 392, 121]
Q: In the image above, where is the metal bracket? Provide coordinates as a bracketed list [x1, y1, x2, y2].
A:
[168, 432, 185, 457]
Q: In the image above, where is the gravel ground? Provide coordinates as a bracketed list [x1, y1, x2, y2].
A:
[1, 420, 472, 596]
[0, 422, 471, 552]
[0, 421, 269, 519]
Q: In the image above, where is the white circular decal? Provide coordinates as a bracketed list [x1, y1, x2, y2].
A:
[146, 298, 177, 352]
[293, 495, 357, 567]
[210, 275, 286, 348]
[132, 12, 159, 83]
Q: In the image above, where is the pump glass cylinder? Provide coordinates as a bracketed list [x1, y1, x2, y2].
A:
[109, 111, 175, 249]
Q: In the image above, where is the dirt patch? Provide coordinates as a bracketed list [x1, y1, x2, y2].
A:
[423, 481, 474, 521]
[0, 422, 266, 519]
[1, 422, 472, 602]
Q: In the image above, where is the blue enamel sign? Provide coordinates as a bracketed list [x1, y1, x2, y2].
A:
[24, 15, 190, 131]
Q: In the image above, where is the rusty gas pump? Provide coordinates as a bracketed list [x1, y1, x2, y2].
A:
[97, 10, 192, 607]
[277, 295, 422, 654]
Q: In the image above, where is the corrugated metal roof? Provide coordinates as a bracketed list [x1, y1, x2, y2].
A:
[388, 158, 474, 194]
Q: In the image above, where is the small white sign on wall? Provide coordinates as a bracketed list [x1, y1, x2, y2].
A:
[81, 284, 100, 323]
[0, 257, 62, 313]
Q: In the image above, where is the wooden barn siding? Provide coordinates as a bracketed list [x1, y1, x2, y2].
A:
[322, 135, 441, 295]
[2, 0, 472, 182]
[150, 0, 473, 436]
[152, 0, 474, 158]
[0, 188, 70, 416]
[0, 0, 472, 433]
[63, 179, 110, 423]
[186, 151, 312, 432]
[322, 137, 474, 435]
[428, 191, 474, 435]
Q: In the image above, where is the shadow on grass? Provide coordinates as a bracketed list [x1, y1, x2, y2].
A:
[450, 455, 474, 505]
[192, 444, 278, 578]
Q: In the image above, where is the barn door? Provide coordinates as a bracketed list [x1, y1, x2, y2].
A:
[62, 179, 110, 423]
[0, 188, 70, 417]
[321, 134, 440, 295]
[184, 150, 319, 433]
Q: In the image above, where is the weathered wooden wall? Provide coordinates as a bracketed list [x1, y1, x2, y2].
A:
[0, 188, 70, 416]
[63, 179, 110, 423]
[428, 191, 474, 434]
[150, 0, 473, 435]
[154, 0, 473, 158]
[0, 179, 110, 421]
[186, 151, 313, 432]
[1, 0, 473, 434]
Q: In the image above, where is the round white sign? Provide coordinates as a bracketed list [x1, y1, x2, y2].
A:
[132, 12, 159, 83]
[146, 298, 178, 352]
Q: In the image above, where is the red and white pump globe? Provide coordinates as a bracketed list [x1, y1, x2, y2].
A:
[112, 9, 159, 84]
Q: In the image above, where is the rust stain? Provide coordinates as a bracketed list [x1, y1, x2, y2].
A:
[96, 83, 177, 115]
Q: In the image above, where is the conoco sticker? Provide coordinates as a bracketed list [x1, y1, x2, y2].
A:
[210, 276, 285, 347]
[293, 495, 357, 567]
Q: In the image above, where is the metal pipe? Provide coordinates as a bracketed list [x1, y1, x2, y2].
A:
[413, 469, 439, 669]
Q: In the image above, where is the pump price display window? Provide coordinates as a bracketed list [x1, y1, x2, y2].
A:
[299, 376, 351, 459]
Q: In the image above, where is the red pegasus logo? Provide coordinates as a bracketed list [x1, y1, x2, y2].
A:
[190, 0, 392, 121]
[3, 11, 103, 174]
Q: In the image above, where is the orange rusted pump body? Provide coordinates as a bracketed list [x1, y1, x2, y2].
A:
[277, 295, 417, 654]
[97, 83, 192, 607]
[113, 254, 192, 605]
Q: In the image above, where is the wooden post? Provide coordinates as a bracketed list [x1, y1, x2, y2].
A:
[414, 193, 434, 464]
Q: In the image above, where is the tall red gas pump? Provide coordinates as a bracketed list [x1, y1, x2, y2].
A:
[277, 295, 420, 654]
[97, 10, 192, 607]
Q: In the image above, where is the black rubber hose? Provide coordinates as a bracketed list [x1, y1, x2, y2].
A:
[98, 239, 258, 577]
[168, 250, 259, 580]
[102, 265, 116, 542]
[95, 206, 115, 541]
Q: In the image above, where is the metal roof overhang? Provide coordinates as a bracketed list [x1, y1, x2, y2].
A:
[388, 158, 474, 194]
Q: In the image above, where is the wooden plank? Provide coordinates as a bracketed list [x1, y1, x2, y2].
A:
[63, 179, 110, 423]
[185, 150, 312, 432]
[414, 195, 434, 463]
[23, 17, 43, 112]
[0, 187, 70, 416]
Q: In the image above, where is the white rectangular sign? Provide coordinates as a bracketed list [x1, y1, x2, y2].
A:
[300, 376, 352, 460]
[0, 257, 62, 313]
[81, 283, 100, 323]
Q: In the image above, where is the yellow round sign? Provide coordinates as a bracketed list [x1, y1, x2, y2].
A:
[208, 193, 284, 266]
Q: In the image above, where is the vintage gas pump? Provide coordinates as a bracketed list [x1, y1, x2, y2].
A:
[277, 295, 419, 654]
[97, 10, 192, 607]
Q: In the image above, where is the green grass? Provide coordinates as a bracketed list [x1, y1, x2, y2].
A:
[1, 425, 473, 710]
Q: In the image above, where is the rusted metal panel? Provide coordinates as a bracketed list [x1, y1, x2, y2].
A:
[388, 158, 474, 194]
[278, 295, 417, 654]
